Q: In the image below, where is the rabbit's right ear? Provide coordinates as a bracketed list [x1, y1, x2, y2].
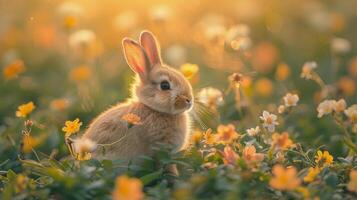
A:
[122, 38, 151, 79]
[140, 31, 162, 66]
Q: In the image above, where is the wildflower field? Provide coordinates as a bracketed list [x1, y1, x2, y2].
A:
[1, 0, 357, 199]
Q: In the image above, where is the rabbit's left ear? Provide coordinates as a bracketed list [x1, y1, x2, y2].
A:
[140, 31, 162, 66]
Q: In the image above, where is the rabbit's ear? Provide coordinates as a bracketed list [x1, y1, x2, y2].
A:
[140, 31, 162, 66]
[122, 38, 151, 78]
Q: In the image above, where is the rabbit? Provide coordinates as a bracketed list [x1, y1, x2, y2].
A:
[82, 31, 193, 166]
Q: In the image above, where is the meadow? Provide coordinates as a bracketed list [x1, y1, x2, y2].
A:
[1, 0, 357, 199]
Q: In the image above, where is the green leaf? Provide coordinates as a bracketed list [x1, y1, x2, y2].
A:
[140, 171, 162, 185]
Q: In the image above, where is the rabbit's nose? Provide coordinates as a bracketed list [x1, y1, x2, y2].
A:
[185, 98, 193, 108]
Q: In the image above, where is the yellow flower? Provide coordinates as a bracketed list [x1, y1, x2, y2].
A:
[269, 165, 301, 191]
[222, 146, 239, 166]
[3, 59, 26, 80]
[63, 15, 77, 29]
[62, 118, 82, 138]
[303, 167, 320, 183]
[15, 174, 28, 193]
[242, 145, 264, 166]
[112, 175, 144, 200]
[347, 170, 357, 193]
[190, 130, 203, 145]
[275, 63, 291, 81]
[180, 63, 199, 79]
[73, 138, 96, 161]
[121, 113, 141, 125]
[50, 98, 70, 111]
[203, 128, 216, 145]
[216, 124, 239, 144]
[69, 65, 93, 82]
[296, 187, 311, 200]
[16, 102, 35, 118]
[271, 132, 294, 151]
[315, 150, 333, 167]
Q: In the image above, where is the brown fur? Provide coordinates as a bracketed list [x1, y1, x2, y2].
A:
[82, 31, 193, 163]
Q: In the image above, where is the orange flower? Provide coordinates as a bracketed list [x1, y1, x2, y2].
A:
[348, 57, 357, 78]
[113, 175, 144, 200]
[69, 65, 93, 82]
[347, 170, 357, 193]
[216, 124, 239, 144]
[338, 76, 355, 96]
[222, 146, 239, 166]
[315, 150, 333, 167]
[254, 78, 273, 97]
[22, 135, 40, 153]
[242, 145, 264, 166]
[271, 132, 294, 150]
[3, 60, 26, 80]
[121, 113, 141, 125]
[16, 102, 36, 118]
[50, 98, 70, 111]
[275, 63, 291, 81]
[269, 165, 301, 191]
[252, 42, 278, 73]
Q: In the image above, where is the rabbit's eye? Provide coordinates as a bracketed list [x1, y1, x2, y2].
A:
[160, 81, 171, 90]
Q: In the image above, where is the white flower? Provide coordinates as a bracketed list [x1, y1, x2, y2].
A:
[260, 111, 279, 132]
[331, 38, 351, 54]
[246, 126, 260, 136]
[332, 99, 346, 113]
[197, 87, 224, 108]
[165, 45, 187, 66]
[69, 29, 96, 49]
[278, 105, 285, 114]
[317, 100, 335, 118]
[149, 4, 172, 22]
[344, 104, 357, 123]
[226, 24, 252, 51]
[301, 61, 317, 80]
[73, 138, 97, 155]
[113, 11, 138, 31]
[57, 1, 83, 17]
[283, 93, 299, 107]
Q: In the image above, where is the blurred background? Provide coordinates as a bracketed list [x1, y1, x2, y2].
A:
[1, 0, 357, 160]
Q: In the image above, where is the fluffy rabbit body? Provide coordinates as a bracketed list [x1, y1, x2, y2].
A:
[83, 31, 193, 162]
